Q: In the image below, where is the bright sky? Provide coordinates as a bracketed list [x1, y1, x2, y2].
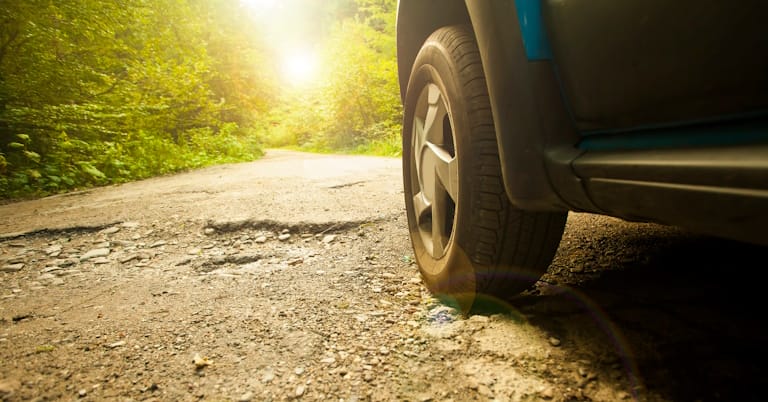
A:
[239, 0, 320, 86]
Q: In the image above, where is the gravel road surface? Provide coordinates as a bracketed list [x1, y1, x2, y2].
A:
[1, 150, 765, 402]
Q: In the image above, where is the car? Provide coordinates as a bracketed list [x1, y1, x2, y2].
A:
[396, 0, 768, 312]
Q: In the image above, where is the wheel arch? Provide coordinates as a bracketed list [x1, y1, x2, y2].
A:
[396, 0, 471, 102]
[398, 1, 591, 212]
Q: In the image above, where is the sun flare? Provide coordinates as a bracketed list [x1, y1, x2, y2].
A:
[281, 50, 318, 85]
[239, 0, 277, 11]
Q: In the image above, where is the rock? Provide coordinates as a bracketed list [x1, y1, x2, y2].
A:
[204, 228, 215, 235]
[294, 367, 305, 376]
[0, 378, 20, 399]
[80, 248, 110, 262]
[107, 341, 126, 349]
[92, 257, 110, 265]
[548, 337, 562, 347]
[295, 385, 306, 397]
[149, 240, 167, 248]
[278, 234, 291, 241]
[101, 226, 121, 235]
[0, 263, 24, 273]
[261, 371, 275, 383]
[255, 236, 267, 244]
[477, 384, 494, 398]
[45, 244, 63, 255]
[193, 353, 212, 369]
[468, 315, 489, 324]
[119, 255, 138, 264]
[540, 387, 555, 399]
[121, 221, 140, 228]
[322, 234, 337, 244]
[238, 391, 254, 402]
[78, 389, 87, 397]
[57, 259, 77, 268]
[569, 264, 585, 273]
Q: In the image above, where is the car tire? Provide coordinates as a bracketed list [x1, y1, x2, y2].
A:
[402, 25, 567, 312]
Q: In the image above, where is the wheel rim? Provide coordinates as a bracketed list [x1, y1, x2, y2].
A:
[410, 83, 459, 260]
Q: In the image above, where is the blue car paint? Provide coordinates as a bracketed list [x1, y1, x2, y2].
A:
[514, 0, 552, 60]
[579, 119, 768, 151]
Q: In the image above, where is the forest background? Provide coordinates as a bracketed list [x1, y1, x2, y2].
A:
[0, 0, 401, 199]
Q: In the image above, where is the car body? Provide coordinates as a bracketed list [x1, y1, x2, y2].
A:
[396, 0, 768, 311]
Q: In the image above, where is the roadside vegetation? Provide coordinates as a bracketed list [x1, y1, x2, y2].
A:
[0, 0, 400, 200]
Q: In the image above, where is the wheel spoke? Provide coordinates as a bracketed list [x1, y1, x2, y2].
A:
[412, 117, 425, 177]
[412, 191, 431, 222]
[424, 142, 458, 202]
[422, 84, 445, 143]
[431, 180, 447, 257]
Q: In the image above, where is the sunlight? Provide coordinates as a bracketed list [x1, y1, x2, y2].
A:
[239, 0, 277, 11]
[281, 49, 318, 86]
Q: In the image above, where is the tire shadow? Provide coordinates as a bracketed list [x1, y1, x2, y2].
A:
[509, 229, 768, 402]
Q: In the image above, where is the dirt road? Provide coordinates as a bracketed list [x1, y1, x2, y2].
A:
[0, 150, 765, 401]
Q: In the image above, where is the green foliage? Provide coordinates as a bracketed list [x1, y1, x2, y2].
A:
[0, 0, 272, 199]
[264, 0, 402, 157]
[0, 0, 403, 200]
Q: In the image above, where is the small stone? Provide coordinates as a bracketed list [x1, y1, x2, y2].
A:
[107, 341, 126, 349]
[278, 234, 291, 241]
[149, 240, 167, 248]
[255, 236, 267, 244]
[540, 387, 555, 399]
[477, 384, 494, 398]
[78, 389, 87, 397]
[101, 226, 121, 235]
[363, 372, 374, 382]
[0, 263, 24, 273]
[379, 347, 389, 355]
[120, 255, 138, 264]
[204, 228, 215, 235]
[569, 265, 585, 273]
[468, 315, 489, 324]
[122, 221, 140, 228]
[548, 337, 561, 347]
[281, 229, 290, 234]
[45, 244, 63, 255]
[0, 379, 20, 399]
[193, 353, 212, 369]
[322, 234, 337, 244]
[320, 357, 336, 365]
[238, 391, 254, 402]
[261, 371, 275, 383]
[295, 385, 306, 397]
[80, 248, 110, 262]
[92, 257, 110, 265]
[294, 367, 305, 376]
